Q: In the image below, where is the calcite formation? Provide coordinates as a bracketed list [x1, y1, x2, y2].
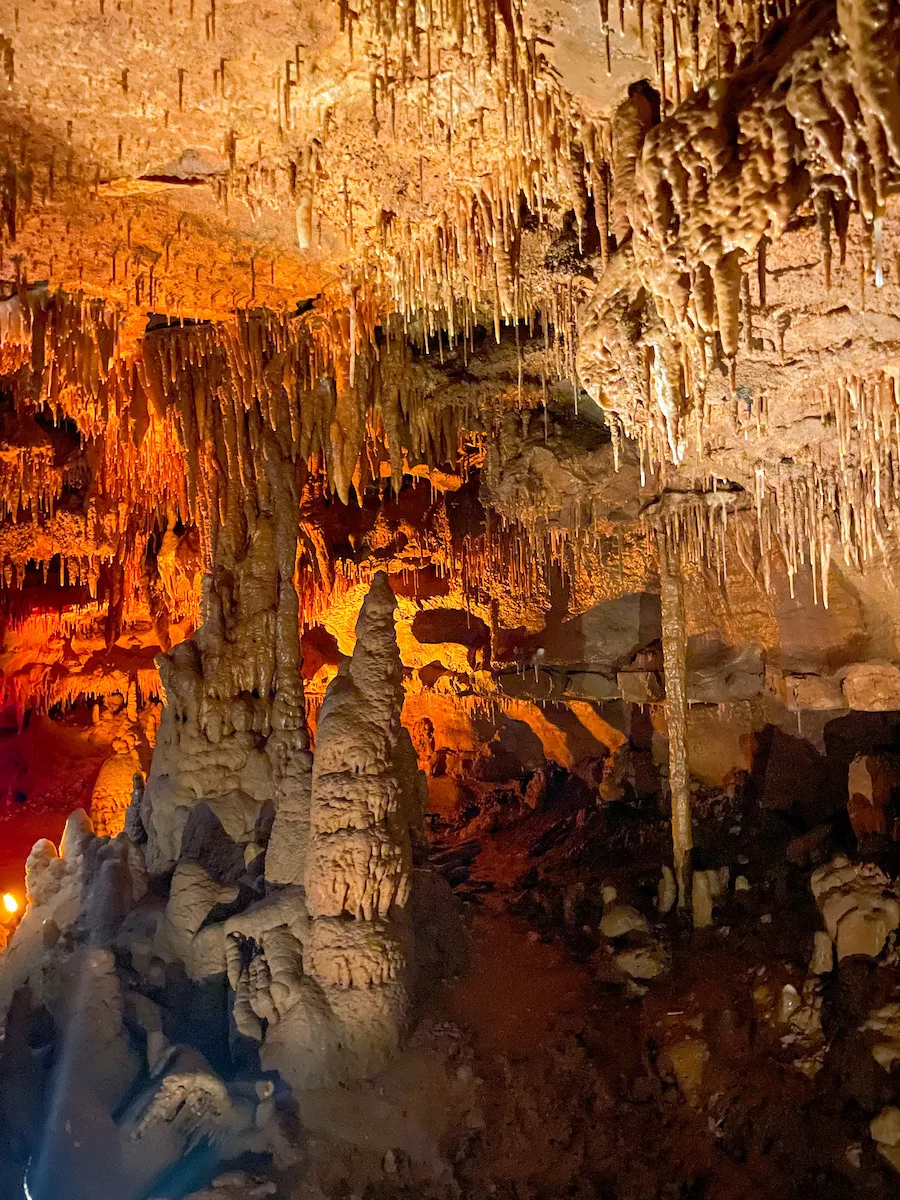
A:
[227, 570, 421, 1090]
[0, 563, 427, 1195]
[811, 855, 900, 959]
[3, 0, 900, 1191]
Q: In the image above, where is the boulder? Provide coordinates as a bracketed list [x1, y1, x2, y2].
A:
[618, 671, 663, 704]
[811, 856, 900, 959]
[692, 872, 715, 928]
[686, 637, 763, 704]
[871, 1106, 900, 1173]
[810, 931, 834, 974]
[666, 1038, 709, 1108]
[786, 822, 835, 866]
[615, 942, 667, 979]
[657, 865, 677, 914]
[566, 672, 620, 701]
[784, 673, 847, 711]
[692, 868, 729, 929]
[842, 663, 900, 712]
[538, 593, 661, 673]
[862, 1003, 900, 1072]
[871, 1106, 900, 1145]
[600, 904, 649, 938]
[848, 753, 900, 839]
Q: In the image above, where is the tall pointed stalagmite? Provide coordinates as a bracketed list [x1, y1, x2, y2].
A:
[257, 569, 424, 1090]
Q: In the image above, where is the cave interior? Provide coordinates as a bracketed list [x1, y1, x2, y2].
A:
[3, 0, 900, 1196]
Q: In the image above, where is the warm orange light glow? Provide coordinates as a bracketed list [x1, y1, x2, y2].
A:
[2, 893, 18, 915]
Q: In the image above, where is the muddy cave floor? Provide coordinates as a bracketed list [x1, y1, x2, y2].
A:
[228, 773, 900, 1200]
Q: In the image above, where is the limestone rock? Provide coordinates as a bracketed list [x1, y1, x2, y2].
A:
[219, 573, 426, 1092]
[692, 868, 729, 929]
[871, 1107, 900, 1172]
[617, 670, 663, 704]
[686, 638, 763, 704]
[842, 663, 900, 711]
[536, 593, 660, 674]
[183, 1174, 277, 1199]
[871, 1106, 900, 1145]
[90, 750, 145, 838]
[566, 672, 620, 701]
[615, 942, 667, 979]
[784, 673, 846, 711]
[692, 871, 715, 928]
[1, 811, 100, 1015]
[848, 753, 900, 839]
[24, 947, 142, 1199]
[811, 856, 900, 959]
[117, 1045, 263, 1196]
[666, 1038, 709, 1108]
[861, 1003, 900, 1071]
[163, 861, 238, 980]
[786, 822, 835, 866]
[810, 931, 834, 974]
[777, 983, 802, 1024]
[657, 864, 677, 914]
[179, 795, 265, 884]
[600, 904, 649, 938]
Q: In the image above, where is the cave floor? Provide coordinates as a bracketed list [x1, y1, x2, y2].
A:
[282, 787, 900, 1200]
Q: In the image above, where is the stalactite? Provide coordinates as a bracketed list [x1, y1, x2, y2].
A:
[611, 83, 657, 243]
[295, 140, 320, 252]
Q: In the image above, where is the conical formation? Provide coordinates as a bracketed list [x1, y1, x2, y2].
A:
[258, 570, 420, 1088]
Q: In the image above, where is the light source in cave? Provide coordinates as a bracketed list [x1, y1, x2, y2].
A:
[3, 0, 900, 1197]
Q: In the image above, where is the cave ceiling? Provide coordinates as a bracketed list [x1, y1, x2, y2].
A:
[0, 0, 898, 723]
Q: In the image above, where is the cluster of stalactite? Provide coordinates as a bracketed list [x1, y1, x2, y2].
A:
[0, 0, 843, 370]
[585, 369, 900, 610]
[0, 287, 187, 604]
[0, 420, 65, 521]
[640, 472, 860, 609]
[139, 303, 480, 533]
[629, 0, 899, 377]
[576, 0, 900, 596]
[0, 0, 589, 336]
[0, 282, 477, 595]
[327, 0, 588, 338]
[642, 487, 746, 577]
[0, 283, 545, 720]
[339, 0, 825, 335]
[586, 0, 900, 410]
[2, 657, 164, 725]
[445, 512, 656, 630]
